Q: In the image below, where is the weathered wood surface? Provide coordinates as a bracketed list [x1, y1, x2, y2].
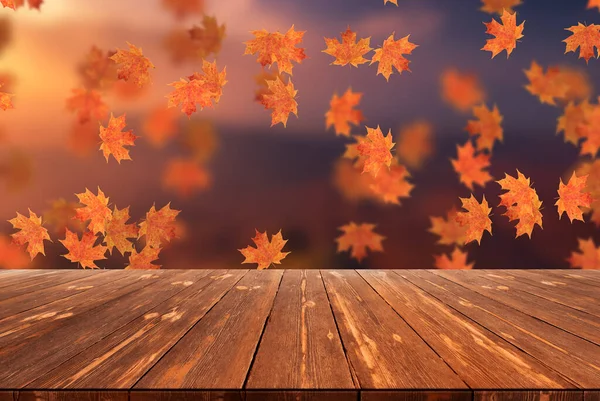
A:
[0, 269, 598, 401]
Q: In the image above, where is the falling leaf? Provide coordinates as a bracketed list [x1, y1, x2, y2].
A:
[370, 33, 418, 81]
[99, 113, 138, 163]
[564, 23, 600, 63]
[66, 88, 109, 124]
[142, 106, 180, 148]
[166, 60, 227, 117]
[180, 119, 219, 162]
[260, 76, 298, 127]
[558, 66, 592, 102]
[455, 194, 493, 245]
[335, 222, 385, 262]
[161, 0, 203, 19]
[126, 246, 162, 269]
[482, 9, 524, 58]
[325, 88, 364, 137]
[162, 158, 211, 198]
[244, 25, 306, 76]
[0, 83, 14, 111]
[110, 42, 155, 88]
[396, 120, 434, 170]
[556, 173, 592, 223]
[497, 170, 543, 238]
[557, 100, 591, 145]
[429, 207, 467, 247]
[0, 148, 32, 192]
[451, 140, 492, 190]
[465, 104, 503, 152]
[78, 46, 117, 90]
[384, 0, 398, 5]
[435, 248, 474, 269]
[74, 187, 112, 235]
[163, 28, 203, 64]
[577, 101, 600, 157]
[60, 229, 107, 269]
[356, 125, 395, 177]
[8, 209, 51, 260]
[239, 229, 290, 269]
[68, 120, 100, 157]
[104, 206, 138, 255]
[523, 61, 568, 106]
[254, 68, 280, 103]
[369, 162, 413, 205]
[332, 159, 376, 202]
[323, 27, 372, 67]
[138, 203, 180, 248]
[589, 0, 600, 12]
[0, 234, 29, 269]
[441, 68, 486, 112]
[480, 0, 521, 14]
[43, 198, 86, 235]
[189, 15, 226, 58]
[568, 238, 600, 269]
[575, 159, 600, 225]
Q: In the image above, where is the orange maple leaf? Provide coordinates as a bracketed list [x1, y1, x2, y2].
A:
[142, 106, 180, 148]
[335, 222, 385, 262]
[325, 88, 364, 136]
[189, 15, 226, 58]
[480, 0, 521, 14]
[161, 0, 203, 19]
[396, 120, 434, 170]
[60, 229, 107, 269]
[163, 28, 203, 64]
[323, 27, 372, 67]
[497, 170, 543, 238]
[1, 0, 17, 9]
[244, 25, 306, 76]
[558, 66, 592, 102]
[482, 9, 524, 58]
[99, 113, 138, 163]
[162, 158, 211, 198]
[577, 101, 600, 157]
[332, 159, 376, 202]
[523, 61, 568, 106]
[166, 60, 227, 117]
[465, 104, 503, 152]
[434, 247, 474, 269]
[239, 229, 290, 269]
[109, 42, 155, 88]
[260, 76, 298, 127]
[43, 198, 86, 235]
[451, 140, 492, 190]
[440, 68, 486, 112]
[254, 68, 281, 103]
[356, 125, 395, 178]
[0, 234, 29, 269]
[138, 203, 180, 248]
[384, 0, 398, 5]
[429, 207, 467, 247]
[181, 119, 219, 162]
[74, 187, 112, 235]
[556, 173, 592, 223]
[575, 159, 600, 225]
[104, 206, 138, 256]
[125, 246, 161, 269]
[370, 33, 418, 81]
[369, 162, 413, 205]
[589, 0, 600, 11]
[8, 209, 51, 260]
[568, 238, 600, 269]
[68, 120, 100, 158]
[557, 100, 591, 145]
[0, 83, 14, 111]
[78, 46, 117, 90]
[455, 194, 493, 245]
[66, 88, 109, 124]
[564, 23, 600, 63]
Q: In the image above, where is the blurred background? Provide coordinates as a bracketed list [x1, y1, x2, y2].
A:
[0, 0, 599, 270]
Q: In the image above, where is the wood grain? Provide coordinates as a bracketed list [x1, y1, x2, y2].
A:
[474, 391, 583, 401]
[12, 391, 128, 400]
[360, 391, 472, 401]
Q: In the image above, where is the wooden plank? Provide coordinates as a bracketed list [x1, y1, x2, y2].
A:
[29, 270, 243, 389]
[134, 269, 283, 389]
[0, 271, 99, 299]
[0, 270, 164, 349]
[130, 391, 244, 401]
[0, 270, 67, 289]
[0, 270, 201, 388]
[358, 270, 575, 389]
[12, 391, 128, 400]
[474, 391, 583, 401]
[434, 270, 600, 346]
[320, 270, 467, 390]
[585, 392, 600, 401]
[398, 270, 600, 388]
[360, 391, 472, 401]
[246, 270, 354, 389]
[246, 391, 356, 401]
[535, 271, 600, 288]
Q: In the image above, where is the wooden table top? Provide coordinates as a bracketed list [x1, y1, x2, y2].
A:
[0, 269, 598, 401]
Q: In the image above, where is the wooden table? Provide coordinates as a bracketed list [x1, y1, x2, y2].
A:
[0, 269, 598, 401]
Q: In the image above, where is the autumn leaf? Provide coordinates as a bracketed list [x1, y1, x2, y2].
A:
[163, 28, 203, 64]
[99, 113, 138, 163]
[577, 101, 600, 157]
[78, 46, 117, 90]
[589, 0, 600, 12]
[429, 207, 467, 247]
[254, 68, 281, 103]
[43, 198, 85, 235]
[480, 0, 521, 14]
[325, 88, 364, 137]
[0, 149, 32, 192]
[451, 140, 492, 190]
[441, 68, 486, 112]
[455, 194, 493, 245]
[260, 76, 298, 127]
[323, 27, 372, 67]
[482, 9, 524, 58]
[68, 120, 100, 157]
[564, 23, 600, 63]
[162, 158, 211, 198]
[465, 103, 503, 152]
[166, 59, 227, 117]
[369, 162, 413, 205]
[126, 246, 161, 269]
[180, 119, 219, 162]
[396, 120, 434, 170]
[239, 229, 290, 269]
[523, 61, 568, 106]
[142, 106, 180, 148]
[434, 248, 474, 269]
[66, 88, 109, 124]
[497, 170, 543, 238]
[8, 209, 51, 260]
[189, 15, 226, 58]
[335, 222, 385, 262]
[558, 66, 592, 102]
[0, 83, 14, 111]
[110, 42, 155, 88]
[0, 234, 29, 269]
[557, 100, 591, 145]
[60, 229, 107, 269]
[575, 159, 600, 225]
[332, 159, 376, 202]
[356, 125, 395, 178]
[138, 203, 180, 248]
[244, 25, 306, 76]
[1, 0, 18, 9]
[568, 238, 600, 269]
[74, 187, 112, 235]
[161, 0, 203, 19]
[103, 206, 138, 256]
[556, 173, 592, 223]
[384, 0, 398, 5]
[370, 33, 418, 81]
